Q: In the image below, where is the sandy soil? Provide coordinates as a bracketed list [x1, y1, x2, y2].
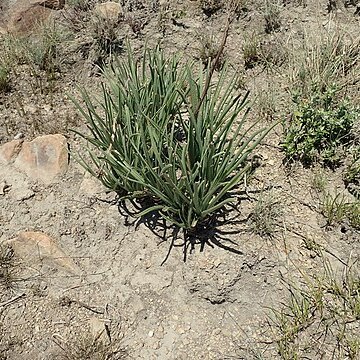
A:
[0, 0, 359, 359]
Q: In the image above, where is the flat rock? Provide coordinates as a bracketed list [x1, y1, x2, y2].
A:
[7, 231, 80, 275]
[0, 25, 7, 35]
[14, 134, 68, 184]
[0, 139, 23, 165]
[79, 173, 105, 195]
[7, 4, 52, 34]
[94, 2, 123, 21]
[89, 317, 111, 344]
[5, 0, 65, 35]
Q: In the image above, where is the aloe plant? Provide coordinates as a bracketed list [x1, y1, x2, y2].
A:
[73, 45, 272, 230]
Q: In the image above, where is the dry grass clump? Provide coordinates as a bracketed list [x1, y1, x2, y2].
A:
[0, 243, 18, 292]
[53, 331, 127, 360]
[0, 64, 10, 93]
[0, 21, 70, 94]
[264, 0, 282, 34]
[248, 190, 283, 238]
[289, 33, 360, 98]
[269, 256, 360, 359]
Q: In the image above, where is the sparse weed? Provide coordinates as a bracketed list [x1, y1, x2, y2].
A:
[61, 0, 97, 32]
[321, 191, 349, 227]
[200, 0, 250, 16]
[269, 257, 360, 359]
[302, 236, 323, 257]
[201, 0, 223, 16]
[290, 33, 360, 97]
[73, 45, 272, 231]
[248, 190, 283, 237]
[27, 22, 68, 89]
[243, 34, 287, 70]
[344, 148, 360, 200]
[311, 170, 328, 193]
[264, 0, 282, 34]
[257, 88, 277, 122]
[260, 39, 289, 68]
[0, 64, 10, 93]
[243, 33, 261, 69]
[282, 85, 358, 167]
[88, 14, 124, 67]
[66, 0, 97, 11]
[53, 331, 127, 360]
[283, 0, 307, 6]
[197, 32, 226, 70]
[0, 244, 18, 291]
[0, 22, 69, 94]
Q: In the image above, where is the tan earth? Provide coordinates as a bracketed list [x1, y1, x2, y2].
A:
[0, 0, 359, 359]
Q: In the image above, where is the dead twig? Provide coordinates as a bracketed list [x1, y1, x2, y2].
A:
[194, 11, 235, 119]
[0, 292, 25, 308]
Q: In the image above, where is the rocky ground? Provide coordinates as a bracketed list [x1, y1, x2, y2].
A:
[0, 0, 360, 359]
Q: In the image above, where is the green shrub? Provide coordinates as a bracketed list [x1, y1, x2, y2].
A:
[282, 86, 358, 167]
[73, 46, 271, 230]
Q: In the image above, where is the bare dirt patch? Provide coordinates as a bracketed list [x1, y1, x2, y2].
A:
[0, 0, 359, 359]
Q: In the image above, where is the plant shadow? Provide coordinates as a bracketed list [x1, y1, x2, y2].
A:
[116, 195, 249, 265]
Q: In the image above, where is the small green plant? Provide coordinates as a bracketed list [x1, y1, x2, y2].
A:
[347, 202, 360, 229]
[248, 190, 283, 237]
[264, 0, 282, 34]
[282, 86, 358, 167]
[73, 45, 272, 231]
[318, 188, 360, 229]
[321, 191, 349, 227]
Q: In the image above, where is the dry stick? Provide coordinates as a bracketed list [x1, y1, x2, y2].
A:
[61, 296, 104, 314]
[0, 292, 25, 308]
[193, 11, 234, 119]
